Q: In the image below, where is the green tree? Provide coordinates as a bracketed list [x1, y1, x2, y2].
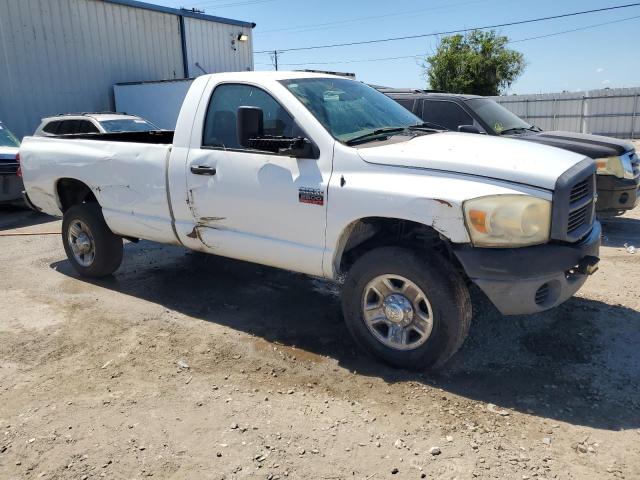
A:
[425, 30, 526, 96]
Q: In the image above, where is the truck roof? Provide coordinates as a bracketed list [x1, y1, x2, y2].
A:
[200, 70, 352, 82]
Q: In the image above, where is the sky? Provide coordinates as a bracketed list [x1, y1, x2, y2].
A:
[154, 0, 640, 93]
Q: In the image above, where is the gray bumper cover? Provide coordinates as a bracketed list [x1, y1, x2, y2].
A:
[453, 222, 601, 315]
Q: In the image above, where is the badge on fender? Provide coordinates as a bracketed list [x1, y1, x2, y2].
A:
[299, 187, 324, 206]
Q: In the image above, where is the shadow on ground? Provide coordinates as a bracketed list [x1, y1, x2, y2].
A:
[0, 205, 54, 231]
[51, 240, 640, 432]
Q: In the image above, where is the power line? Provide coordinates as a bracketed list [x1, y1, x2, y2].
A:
[257, 0, 487, 35]
[257, 14, 640, 68]
[254, 2, 640, 53]
[507, 13, 640, 43]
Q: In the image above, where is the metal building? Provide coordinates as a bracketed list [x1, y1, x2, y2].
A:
[0, 0, 255, 138]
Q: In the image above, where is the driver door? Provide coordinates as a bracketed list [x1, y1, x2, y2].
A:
[184, 83, 330, 276]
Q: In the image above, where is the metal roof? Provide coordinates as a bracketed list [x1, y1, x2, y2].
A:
[103, 0, 256, 28]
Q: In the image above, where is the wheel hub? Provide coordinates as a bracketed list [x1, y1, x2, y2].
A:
[68, 220, 96, 267]
[383, 294, 414, 326]
[76, 233, 92, 254]
[362, 274, 434, 351]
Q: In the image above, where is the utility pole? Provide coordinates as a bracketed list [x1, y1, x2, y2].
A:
[272, 50, 279, 71]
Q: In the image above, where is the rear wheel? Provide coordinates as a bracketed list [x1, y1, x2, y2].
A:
[341, 247, 471, 370]
[62, 203, 123, 277]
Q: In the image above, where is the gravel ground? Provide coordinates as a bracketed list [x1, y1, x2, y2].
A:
[0, 202, 639, 480]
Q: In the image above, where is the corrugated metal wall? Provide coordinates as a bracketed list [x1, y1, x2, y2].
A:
[0, 0, 254, 139]
[0, 0, 184, 139]
[183, 17, 253, 76]
[490, 87, 640, 139]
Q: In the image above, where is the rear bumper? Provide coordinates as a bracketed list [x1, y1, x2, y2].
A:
[452, 222, 601, 315]
[596, 176, 639, 214]
[0, 174, 24, 203]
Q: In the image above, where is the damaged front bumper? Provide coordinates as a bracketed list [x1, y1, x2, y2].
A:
[452, 222, 601, 315]
[596, 175, 639, 216]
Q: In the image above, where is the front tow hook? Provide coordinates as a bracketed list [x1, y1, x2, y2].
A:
[576, 255, 600, 275]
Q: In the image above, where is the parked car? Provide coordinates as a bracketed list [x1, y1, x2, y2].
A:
[0, 121, 23, 204]
[381, 89, 639, 217]
[34, 113, 160, 136]
[20, 72, 601, 369]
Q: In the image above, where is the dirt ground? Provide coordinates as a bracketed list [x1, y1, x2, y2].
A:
[1, 199, 639, 480]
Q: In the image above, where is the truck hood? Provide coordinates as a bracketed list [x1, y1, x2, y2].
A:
[356, 132, 587, 190]
[512, 131, 634, 158]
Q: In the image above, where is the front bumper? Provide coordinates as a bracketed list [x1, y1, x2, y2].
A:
[596, 175, 639, 215]
[452, 222, 601, 315]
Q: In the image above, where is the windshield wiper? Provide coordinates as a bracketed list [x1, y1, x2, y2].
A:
[499, 127, 530, 135]
[345, 127, 407, 145]
[409, 121, 449, 131]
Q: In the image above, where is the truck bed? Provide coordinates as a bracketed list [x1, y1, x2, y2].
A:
[50, 130, 174, 144]
[20, 134, 177, 245]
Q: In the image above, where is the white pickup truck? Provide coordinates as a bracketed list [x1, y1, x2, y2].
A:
[20, 72, 601, 369]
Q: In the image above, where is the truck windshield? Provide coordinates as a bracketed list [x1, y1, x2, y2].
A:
[280, 78, 422, 143]
[100, 119, 159, 133]
[465, 98, 532, 135]
[0, 124, 20, 147]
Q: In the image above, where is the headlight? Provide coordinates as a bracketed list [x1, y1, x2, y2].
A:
[463, 195, 551, 247]
[595, 155, 634, 179]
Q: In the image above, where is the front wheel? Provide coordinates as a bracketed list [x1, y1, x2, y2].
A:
[341, 247, 472, 370]
[62, 203, 123, 277]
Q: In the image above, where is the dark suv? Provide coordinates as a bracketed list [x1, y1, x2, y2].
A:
[381, 88, 639, 217]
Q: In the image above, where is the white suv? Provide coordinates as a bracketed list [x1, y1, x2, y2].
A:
[34, 113, 159, 136]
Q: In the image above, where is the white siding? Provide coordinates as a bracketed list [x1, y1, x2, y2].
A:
[183, 16, 253, 76]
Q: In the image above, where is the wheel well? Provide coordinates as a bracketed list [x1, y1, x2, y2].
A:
[336, 217, 462, 276]
[56, 178, 98, 212]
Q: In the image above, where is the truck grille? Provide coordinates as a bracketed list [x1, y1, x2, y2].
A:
[550, 159, 596, 243]
[567, 204, 590, 233]
[569, 179, 590, 203]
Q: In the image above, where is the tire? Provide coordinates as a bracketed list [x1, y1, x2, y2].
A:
[341, 246, 471, 370]
[62, 203, 123, 277]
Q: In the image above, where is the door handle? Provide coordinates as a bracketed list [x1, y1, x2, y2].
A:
[190, 165, 217, 175]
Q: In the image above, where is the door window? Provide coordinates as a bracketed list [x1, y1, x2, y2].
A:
[395, 98, 417, 114]
[421, 100, 474, 130]
[76, 120, 100, 134]
[202, 84, 298, 149]
[57, 120, 81, 135]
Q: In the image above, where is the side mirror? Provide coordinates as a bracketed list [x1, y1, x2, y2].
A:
[458, 124, 481, 134]
[237, 106, 264, 148]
